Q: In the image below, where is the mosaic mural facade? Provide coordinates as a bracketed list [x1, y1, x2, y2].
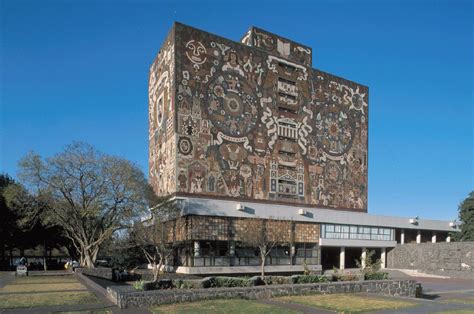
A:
[149, 23, 368, 212]
[164, 216, 319, 243]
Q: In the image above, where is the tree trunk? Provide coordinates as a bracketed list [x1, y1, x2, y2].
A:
[82, 250, 95, 268]
[9, 248, 13, 270]
[43, 240, 48, 271]
[260, 255, 265, 279]
[80, 245, 100, 268]
[154, 261, 162, 282]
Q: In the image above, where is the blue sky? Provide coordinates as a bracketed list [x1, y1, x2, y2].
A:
[1, 0, 472, 220]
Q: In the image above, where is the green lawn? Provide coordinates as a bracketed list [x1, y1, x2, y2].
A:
[441, 297, 474, 305]
[56, 311, 113, 314]
[151, 299, 299, 314]
[0, 275, 99, 309]
[436, 311, 474, 314]
[150, 294, 418, 314]
[276, 294, 417, 313]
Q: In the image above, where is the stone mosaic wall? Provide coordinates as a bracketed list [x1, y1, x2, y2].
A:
[387, 242, 474, 272]
[174, 215, 319, 243]
[149, 27, 176, 195]
[241, 27, 312, 66]
[150, 23, 368, 212]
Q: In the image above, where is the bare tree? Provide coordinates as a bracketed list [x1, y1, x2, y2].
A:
[239, 218, 292, 278]
[130, 197, 181, 282]
[9, 142, 151, 268]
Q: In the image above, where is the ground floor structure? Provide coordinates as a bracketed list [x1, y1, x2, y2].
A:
[161, 197, 457, 274]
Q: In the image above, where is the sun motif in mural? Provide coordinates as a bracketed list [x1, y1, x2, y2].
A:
[315, 106, 354, 157]
[206, 74, 259, 137]
[347, 86, 368, 114]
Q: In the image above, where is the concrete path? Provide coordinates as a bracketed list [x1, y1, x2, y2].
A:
[0, 273, 15, 289]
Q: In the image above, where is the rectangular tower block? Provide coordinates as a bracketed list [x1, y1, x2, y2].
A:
[149, 22, 368, 212]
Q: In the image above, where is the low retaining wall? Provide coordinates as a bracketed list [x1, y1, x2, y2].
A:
[75, 267, 113, 280]
[387, 242, 474, 271]
[107, 279, 417, 308]
[176, 264, 322, 275]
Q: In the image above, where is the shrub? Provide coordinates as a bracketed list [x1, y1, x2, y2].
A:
[133, 280, 146, 290]
[332, 267, 361, 282]
[365, 272, 390, 280]
[200, 277, 215, 288]
[263, 276, 291, 285]
[174, 279, 195, 289]
[294, 275, 329, 284]
[338, 273, 359, 281]
[213, 277, 251, 288]
[249, 276, 264, 286]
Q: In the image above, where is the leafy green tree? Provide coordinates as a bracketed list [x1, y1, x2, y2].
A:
[6, 142, 152, 268]
[454, 191, 474, 241]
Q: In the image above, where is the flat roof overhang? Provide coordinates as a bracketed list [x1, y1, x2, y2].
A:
[319, 238, 397, 248]
[176, 197, 457, 233]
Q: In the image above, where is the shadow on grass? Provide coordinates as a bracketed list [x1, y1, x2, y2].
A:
[422, 293, 441, 300]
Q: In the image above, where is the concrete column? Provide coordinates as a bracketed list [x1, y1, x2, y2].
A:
[361, 248, 367, 269]
[290, 244, 296, 256]
[416, 230, 421, 244]
[400, 229, 405, 244]
[432, 232, 437, 243]
[446, 235, 451, 243]
[290, 244, 296, 265]
[339, 247, 345, 270]
[193, 241, 201, 257]
[381, 247, 386, 269]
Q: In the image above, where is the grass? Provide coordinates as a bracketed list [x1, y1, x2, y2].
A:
[151, 299, 299, 314]
[0, 291, 98, 309]
[277, 294, 417, 313]
[0, 275, 100, 309]
[1, 282, 86, 293]
[436, 311, 474, 314]
[56, 311, 113, 314]
[441, 297, 474, 305]
[7, 275, 77, 284]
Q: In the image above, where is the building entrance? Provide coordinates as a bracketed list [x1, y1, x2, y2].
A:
[320, 247, 340, 270]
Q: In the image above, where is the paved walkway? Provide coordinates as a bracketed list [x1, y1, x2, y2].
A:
[0, 273, 15, 289]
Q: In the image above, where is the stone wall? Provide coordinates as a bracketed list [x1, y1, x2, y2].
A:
[108, 279, 416, 308]
[75, 267, 113, 280]
[387, 242, 474, 271]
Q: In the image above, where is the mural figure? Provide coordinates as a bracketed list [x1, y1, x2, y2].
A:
[149, 23, 368, 211]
